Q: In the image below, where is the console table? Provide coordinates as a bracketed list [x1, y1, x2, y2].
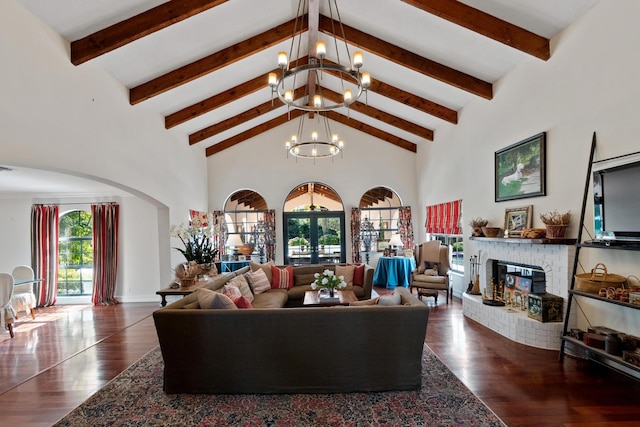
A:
[220, 260, 250, 272]
[373, 256, 416, 289]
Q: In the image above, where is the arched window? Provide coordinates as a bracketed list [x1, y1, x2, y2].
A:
[223, 190, 268, 261]
[58, 210, 93, 296]
[359, 186, 402, 252]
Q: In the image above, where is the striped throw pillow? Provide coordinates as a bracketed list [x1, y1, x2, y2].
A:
[271, 265, 293, 289]
[245, 268, 271, 295]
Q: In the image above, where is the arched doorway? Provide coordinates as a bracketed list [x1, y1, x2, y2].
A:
[283, 182, 345, 265]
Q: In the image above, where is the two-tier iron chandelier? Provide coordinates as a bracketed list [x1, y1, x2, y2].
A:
[269, 0, 370, 160]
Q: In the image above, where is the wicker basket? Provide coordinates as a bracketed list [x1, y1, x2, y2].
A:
[575, 263, 626, 293]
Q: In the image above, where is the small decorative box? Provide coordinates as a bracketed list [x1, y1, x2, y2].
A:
[629, 292, 640, 306]
[527, 292, 563, 322]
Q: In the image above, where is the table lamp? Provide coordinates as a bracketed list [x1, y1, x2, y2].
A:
[389, 233, 404, 256]
[226, 234, 244, 261]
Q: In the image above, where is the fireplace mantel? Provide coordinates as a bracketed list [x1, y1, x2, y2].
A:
[469, 237, 576, 245]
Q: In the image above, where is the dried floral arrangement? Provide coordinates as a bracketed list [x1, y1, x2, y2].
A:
[469, 217, 489, 228]
[539, 210, 571, 225]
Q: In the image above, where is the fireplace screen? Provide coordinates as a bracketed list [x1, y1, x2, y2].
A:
[494, 261, 546, 296]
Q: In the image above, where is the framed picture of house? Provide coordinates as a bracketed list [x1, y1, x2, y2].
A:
[377, 239, 389, 252]
[504, 205, 533, 237]
[495, 132, 546, 202]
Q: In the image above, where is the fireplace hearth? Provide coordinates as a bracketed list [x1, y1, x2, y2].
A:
[463, 239, 576, 350]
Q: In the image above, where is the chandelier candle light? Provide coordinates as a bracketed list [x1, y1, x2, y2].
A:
[269, 0, 371, 161]
[268, 0, 370, 113]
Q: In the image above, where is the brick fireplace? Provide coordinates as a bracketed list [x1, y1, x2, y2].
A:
[462, 239, 576, 350]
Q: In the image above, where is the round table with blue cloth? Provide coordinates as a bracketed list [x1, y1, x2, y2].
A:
[373, 256, 417, 289]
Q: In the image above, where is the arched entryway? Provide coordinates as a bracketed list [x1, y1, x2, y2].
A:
[283, 182, 345, 265]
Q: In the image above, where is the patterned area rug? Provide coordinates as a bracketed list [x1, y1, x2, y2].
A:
[55, 345, 504, 426]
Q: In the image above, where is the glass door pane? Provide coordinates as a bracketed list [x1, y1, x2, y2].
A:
[317, 215, 342, 264]
[286, 216, 312, 265]
[284, 212, 345, 265]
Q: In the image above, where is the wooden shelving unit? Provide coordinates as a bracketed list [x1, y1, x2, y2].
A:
[558, 133, 640, 381]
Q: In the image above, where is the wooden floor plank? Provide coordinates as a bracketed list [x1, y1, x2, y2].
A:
[0, 290, 639, 426]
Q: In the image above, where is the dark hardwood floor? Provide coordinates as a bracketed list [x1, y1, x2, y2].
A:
[1, 288, 639, 426]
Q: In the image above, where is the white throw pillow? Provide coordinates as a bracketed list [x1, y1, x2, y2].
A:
[196, 288, 237, 309]
[245, 268, 271, 295]
[378, 291, 402, 306]
[228, 274, 254, 302]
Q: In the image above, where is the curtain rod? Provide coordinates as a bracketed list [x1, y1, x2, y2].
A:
[32, 202, 118, 206]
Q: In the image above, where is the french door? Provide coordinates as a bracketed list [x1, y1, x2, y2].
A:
[283, 211, 345, 265]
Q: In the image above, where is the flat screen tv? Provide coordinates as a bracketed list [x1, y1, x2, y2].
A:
[593, 152, 640, 242]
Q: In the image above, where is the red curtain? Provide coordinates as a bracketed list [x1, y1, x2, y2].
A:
[31, 205, 59, 307]
[91, 204, 120, 306]
[351, 208, 362, 264]
[425, 200, 462, 235]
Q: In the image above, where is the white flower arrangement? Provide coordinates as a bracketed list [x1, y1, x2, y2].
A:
[311, 269, 347, 291]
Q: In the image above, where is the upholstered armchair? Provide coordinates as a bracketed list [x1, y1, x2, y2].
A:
[11, 265, 37, 320]
[410, 241, 452, 303]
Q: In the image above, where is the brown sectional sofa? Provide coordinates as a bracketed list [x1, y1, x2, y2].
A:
[153, 286, 429, 394]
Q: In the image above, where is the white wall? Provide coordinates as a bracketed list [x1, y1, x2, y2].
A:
[0, 0, 210, 300]
[416, 1, 640, 335]
[207, 121, 418, 265]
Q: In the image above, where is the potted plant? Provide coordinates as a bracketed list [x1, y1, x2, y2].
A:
[171, 224, 219, 278]
[539, 210, 571, 238]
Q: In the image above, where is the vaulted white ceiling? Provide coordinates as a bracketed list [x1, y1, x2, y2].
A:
[6, 0, 600, 194]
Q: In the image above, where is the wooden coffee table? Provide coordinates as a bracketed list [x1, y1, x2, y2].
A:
[303, 290, 357, 307]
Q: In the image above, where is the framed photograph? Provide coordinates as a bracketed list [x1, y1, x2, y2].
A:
[504, 205, 533, 237]
[495, 132, 546, 202]
[377, 239, 389, 252]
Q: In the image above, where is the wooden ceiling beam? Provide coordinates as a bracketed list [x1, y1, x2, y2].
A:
[322, 59, 458, 124]
[320, 87, 434, 141]
[130, 16, 307, 105]
[165, 56, 310, 129]
[319, 15, 493, 100]
[402, 0, 550, 60]
[71, 0, 228, 65]
[206, 110, 416, 156]
[189, 87, 306, 145]
[206, 110, 303, 157]
[324, 111, 416, 153]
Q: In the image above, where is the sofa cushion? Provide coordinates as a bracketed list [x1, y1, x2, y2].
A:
[227, 274, 254, 302]
[245, 268, 271, 294]
[183, 300, 200, 309]
[271, 265, 293, 289]
[336, 265, 355, 286]
[251, 289, 288, 308]
[287, 284, 313, 301]
[294, 272, 317, 287]
[250, 261, 274, 283]
[196, 288, 237, 309]
[353, 264, 365, 286]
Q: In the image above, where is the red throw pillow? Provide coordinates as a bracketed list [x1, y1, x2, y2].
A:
[232, 295, 253, 309]
[353, 264, 365, 287]
[271, 265, 294, 289]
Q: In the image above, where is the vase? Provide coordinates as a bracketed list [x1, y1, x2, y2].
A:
[329, 288, 335, 298]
